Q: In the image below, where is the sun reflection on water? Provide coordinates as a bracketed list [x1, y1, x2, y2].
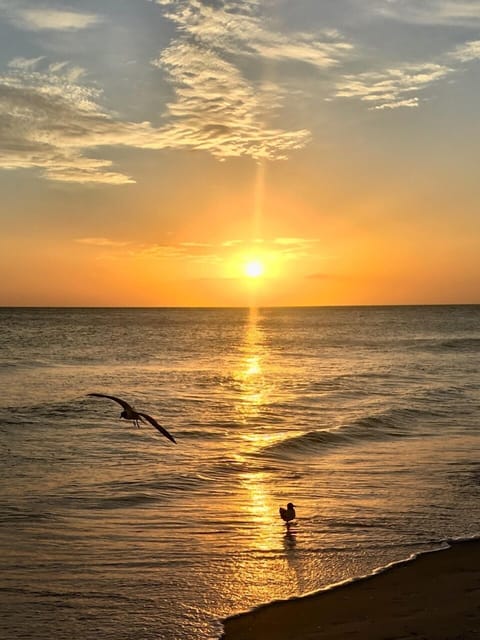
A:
[232, 467, 311, 599]
[233, 307, 268, 422]
[227, 307, 312, 599]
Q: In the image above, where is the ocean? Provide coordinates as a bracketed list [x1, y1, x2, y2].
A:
[0, 306, 479, 640]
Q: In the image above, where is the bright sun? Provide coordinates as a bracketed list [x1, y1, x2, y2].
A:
[244, 259, 264, 278]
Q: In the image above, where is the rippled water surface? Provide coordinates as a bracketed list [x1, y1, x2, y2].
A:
[1, 306, 479, 639]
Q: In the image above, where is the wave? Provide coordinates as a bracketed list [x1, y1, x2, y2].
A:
[88, 493, 163, 509]
[411, 336, 480, 353]
[255, 406, 438, 460]
[0, 359, 59, 371]
[438, 337, 480, 351]
[0, 398, 93, 423]
[0, 506, 57, 524]
[0, 585, 134, 602]
[179, 429, 227, 440]
[55, 471, 217, 511]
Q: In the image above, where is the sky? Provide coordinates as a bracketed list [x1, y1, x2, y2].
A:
[0, 0, 479, 307]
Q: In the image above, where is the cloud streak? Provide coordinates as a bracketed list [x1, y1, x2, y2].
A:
[450, 40, 480, 62]
[334, 39, 480, 109]
[374, 0, 480, 26]
[76, 237, 130, 247]
[335, 62, 451, 109]
[1, 2, 102, 31]
[75, 235, 320, 266]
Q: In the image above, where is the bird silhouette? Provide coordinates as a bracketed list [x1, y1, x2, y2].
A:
[279, 502, 296, 525]
[88, 393, 176, 444]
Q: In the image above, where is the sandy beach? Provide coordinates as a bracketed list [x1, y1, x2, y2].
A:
[221, 539, 480, 640]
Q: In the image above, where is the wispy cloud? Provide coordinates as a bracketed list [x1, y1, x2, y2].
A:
[76, 237, 130, 247]
[0, 59, 136, 183]
[7, 57, 45, 71]
[450, 40, 480, 62]
[75, 235, 320, 267]
[374, 0, 480, 26]
[153, 41, 310, 161]
[335, 62, 451, 110]
[0, 0, 355, 184]
[0, 1, 356, 182]
[155, 0, 352, 68]
[7, 3, 479, 182]
[0, 54, 314, 183]
[272, 237, 319, 258]
[1, 2, 102, 31]
[1, 0, 355, 183]
[334, 38, 480, 110]
[151, 0, 353, 161]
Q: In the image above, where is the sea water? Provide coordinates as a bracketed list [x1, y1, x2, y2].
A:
[0, 306, 479, 639]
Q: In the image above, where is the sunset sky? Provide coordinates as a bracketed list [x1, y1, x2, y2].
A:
[1, 0, 479, 306]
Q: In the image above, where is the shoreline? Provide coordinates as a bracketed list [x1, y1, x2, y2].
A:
[221, 538, 480, 639]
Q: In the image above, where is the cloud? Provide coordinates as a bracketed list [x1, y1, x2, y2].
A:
[74, 235, 320, 266]
[374, 0, 480, 26]
[153, 41, 310, 160]
[8, 57, 45, 70]
[334, 36, 480, 110]
[271, 237, 319, 258]
[75, 237, 130, 247]
[0, 53, 306, 184]
[2, 0, 348, 185]
[2, 3, 102, 31]
[374, 97, 419, 110]
[450, 40, 480, 62]
[0, 1, 355, 182]
[221, 240, 242, 247]
[154, 0, 352, 69]
[0, 59, 138, 183]
[335, 62, 451, 109]
[2, 55, 305, 184]
[150, 0, 354, 161]
[87, 238, 225, 265]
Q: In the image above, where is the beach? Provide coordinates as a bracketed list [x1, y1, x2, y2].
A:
[222, 539, 480, 639]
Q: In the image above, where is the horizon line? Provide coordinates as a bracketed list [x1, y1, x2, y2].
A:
[1, 303, 479, 310]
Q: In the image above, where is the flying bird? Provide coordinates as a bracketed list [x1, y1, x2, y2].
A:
[279, 502, 296, 525]
[88, 393, 176, 444]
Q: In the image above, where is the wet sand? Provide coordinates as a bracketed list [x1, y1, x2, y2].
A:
[221, 539, 480, 640]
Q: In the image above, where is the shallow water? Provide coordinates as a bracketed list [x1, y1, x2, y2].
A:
[0, 306, 479, 639]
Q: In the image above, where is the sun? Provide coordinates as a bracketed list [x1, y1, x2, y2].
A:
[244, 259, 264, 278]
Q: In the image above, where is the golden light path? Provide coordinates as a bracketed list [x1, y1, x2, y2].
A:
[228, 308, 308, 597]
[233, 309, 281, 540]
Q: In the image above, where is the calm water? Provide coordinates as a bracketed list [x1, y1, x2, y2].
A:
[0, 306, 479, 640]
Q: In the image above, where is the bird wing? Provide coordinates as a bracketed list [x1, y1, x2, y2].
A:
[137, 412, 177, 444]
[279, 507, 286, 519]
[87, 393, 134, 412]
